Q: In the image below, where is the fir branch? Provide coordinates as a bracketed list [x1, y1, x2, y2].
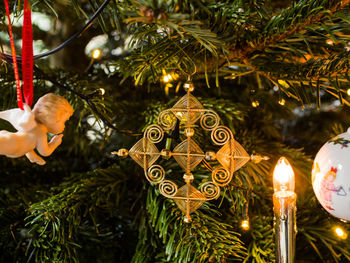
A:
[238, 0, 350, 58]
[297, 194, 350, 263]
[133, 188, 247, 263]
[243, 216, 275, 263]
[25, 165, 131, 263]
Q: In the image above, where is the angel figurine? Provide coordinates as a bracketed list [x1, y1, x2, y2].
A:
[0, 93, 73, 165]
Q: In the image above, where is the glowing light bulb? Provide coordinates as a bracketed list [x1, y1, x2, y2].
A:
[163, 75, 169, 82]
[279, 99, 286, 106]
[163, 74, 173, 83]
[326, 39, 334, 45]
[347, 89, 350, 96]
[99, 88, 105, 96]
[92, 49, 102, 59]
[241, 220, 250, 230]
[252, 101, 259, 107]
[273, 157, 295, 192]
[335, 227, 347, 239]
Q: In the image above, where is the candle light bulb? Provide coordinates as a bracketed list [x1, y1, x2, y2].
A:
[273, 157, 295, 193]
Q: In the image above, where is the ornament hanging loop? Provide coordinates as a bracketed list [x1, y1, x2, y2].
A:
[177, 56, 197, 83]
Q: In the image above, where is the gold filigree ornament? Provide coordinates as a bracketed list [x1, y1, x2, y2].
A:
[113, 82, 269, 223]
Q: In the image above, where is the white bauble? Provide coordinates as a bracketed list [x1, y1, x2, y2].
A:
[312, 128, 350, 221]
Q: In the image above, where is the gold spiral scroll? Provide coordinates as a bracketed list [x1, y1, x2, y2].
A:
[200, 110, 220, 131]
[146, 165, 166, 184]
[212, 167, 232, 187]
[159, 180, 178, 198]
[211, 126, 234, 146]
[114, 82, 257, 223]
[158, 109, 177, 130]
[144, 124, 164, 144]
[200, 182, 220, 200]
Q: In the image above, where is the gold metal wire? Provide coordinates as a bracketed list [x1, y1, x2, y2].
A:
[159, 180, 178, 198]
[146, 165, 166, 184]
[117, 82, 255, 222]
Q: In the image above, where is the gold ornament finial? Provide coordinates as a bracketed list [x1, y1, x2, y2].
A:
[183, 173, 194, 183]
[112, 148, 129, 157]
[184, 215, 192, 223]
[250, 154, 270, 164]
[160, 149, 172, 159]
[184, 82, 194, 92]
[205, 151, 216, 161]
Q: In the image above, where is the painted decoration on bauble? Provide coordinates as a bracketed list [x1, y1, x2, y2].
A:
[312, 128, 350, 221]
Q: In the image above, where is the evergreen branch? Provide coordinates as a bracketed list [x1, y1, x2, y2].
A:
[297, 195, 350, 263]
[25, 165, 131, 263]
[238, 0, 350, 58]
[254, 51, 350, 104]
[243, 216, 275, 263]
[133, 188, 247, 263]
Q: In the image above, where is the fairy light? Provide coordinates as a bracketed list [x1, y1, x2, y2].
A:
[335, 227, 347, 240]
[241, 219, 250, 230]
[347, 89, 350, 96]
[326, 39, 334, 45]
[163, 74, 172, 83]
[99, 88, 105, 96]
[92, 49, 102, 59]
[279, 99, 286, 106]
[252, 101, 259, 108]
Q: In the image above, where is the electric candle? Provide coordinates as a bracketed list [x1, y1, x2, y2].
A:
[273, 157, 297, 263]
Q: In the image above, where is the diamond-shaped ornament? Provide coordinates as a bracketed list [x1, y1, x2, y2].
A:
[173, 184, 205, 215]
[129, 138, 160, 169]
[173, 139, 204, 171]
[216, 139, 250, 174]
[171, 93, 204, 124]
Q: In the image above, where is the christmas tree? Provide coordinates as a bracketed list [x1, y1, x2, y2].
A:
[0, 0, 350, 262]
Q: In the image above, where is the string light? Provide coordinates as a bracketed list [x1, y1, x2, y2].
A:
[277, 80, 289, 88]
[326, 39, 334, 45]
[335, 227, 347, 239]
[163, 74, 172, 83]
[92, 49, 102, 59]
[241, 196, 250, 231]
[241, 219, 250, 230]
[347, 89, 350, 96]
[252, 101, 259, 107]
[99, 88, 105, 95]
[279, 99, 286, 106]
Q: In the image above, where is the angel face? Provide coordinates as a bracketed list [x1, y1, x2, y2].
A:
[46, 111, 72, 134]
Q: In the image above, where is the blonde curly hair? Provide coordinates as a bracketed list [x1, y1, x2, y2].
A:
[33, 93, 73, 130]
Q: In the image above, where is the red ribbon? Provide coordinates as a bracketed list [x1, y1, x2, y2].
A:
[4, 0, 33, 110]
[22, 0, 33, 107]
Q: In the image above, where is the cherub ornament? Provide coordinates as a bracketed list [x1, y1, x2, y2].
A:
[0, 93, 73, 165]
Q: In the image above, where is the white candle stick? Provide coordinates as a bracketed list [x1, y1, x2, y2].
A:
[273, 157, 297, 263]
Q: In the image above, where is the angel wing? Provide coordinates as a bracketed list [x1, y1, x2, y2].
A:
[0, 104, 37, 131]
